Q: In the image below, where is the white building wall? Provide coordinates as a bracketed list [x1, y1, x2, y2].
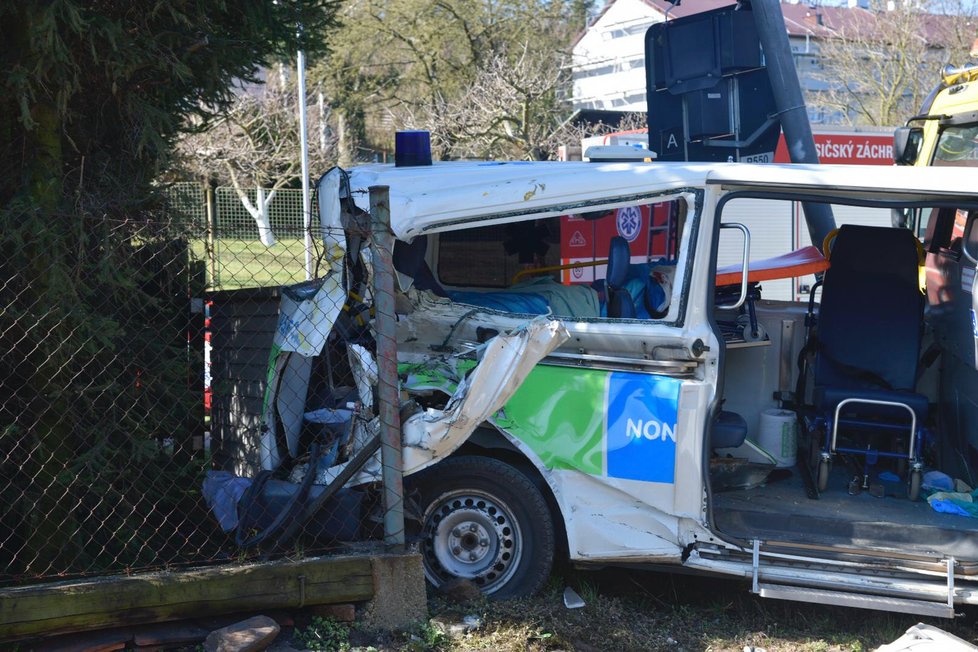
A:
[571, 0, 663, 112]
[571, 1, 838, 121]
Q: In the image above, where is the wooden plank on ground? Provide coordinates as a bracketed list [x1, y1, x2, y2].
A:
[0, 555, 374, 641]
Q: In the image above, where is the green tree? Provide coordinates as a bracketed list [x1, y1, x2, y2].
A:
[180, 0, 592, 173]
[0, 0, 339, 578]
[314, 0, 587, 161]
[403, 46, 571, 160]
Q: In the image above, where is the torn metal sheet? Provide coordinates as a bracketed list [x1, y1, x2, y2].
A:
[317, 167, 348, 264]
[300, 416, 382, 486]
[348, 343, 378, 411]
[259, 276, 348, 470]
[305, 417, 382, 487]
[276, 276, 347, 358]
[400, 316, 569, 472]
[314, 316, 568, 486]
[402, 357, 476, 396]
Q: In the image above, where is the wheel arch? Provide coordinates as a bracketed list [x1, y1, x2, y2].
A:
[454, 425, 570, 561]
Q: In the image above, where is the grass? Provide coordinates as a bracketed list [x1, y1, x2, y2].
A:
[191, 238, 331, 290]
[265, 568, 977, 651]
[400, 568, 978, 652]
[293, 616, 353, 651]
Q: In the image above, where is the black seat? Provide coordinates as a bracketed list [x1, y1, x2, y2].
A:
[812, 224, 926, 495]
[606, 236, 634, 318]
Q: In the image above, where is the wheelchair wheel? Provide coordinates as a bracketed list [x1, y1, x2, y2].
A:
[817, 457, 831, 492]
[808, 433, 823, 469]
[908, 469, 921, 501]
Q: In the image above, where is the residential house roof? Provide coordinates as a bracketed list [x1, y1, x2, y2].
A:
[577, 0, 961, 46]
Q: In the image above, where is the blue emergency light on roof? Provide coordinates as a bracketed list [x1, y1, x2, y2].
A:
[395, 130, 432, 167]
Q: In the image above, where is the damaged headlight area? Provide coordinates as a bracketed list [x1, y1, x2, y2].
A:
[203, 260, 568, 554]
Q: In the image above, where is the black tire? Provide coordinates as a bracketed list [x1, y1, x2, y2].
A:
[411, 455, 555, 599]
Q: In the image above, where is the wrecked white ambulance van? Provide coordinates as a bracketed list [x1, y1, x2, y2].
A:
[316, 157, 978, 616]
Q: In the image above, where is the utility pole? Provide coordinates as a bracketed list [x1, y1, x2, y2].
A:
[751, 0, 836, 250]
[296, 14, 313, 280]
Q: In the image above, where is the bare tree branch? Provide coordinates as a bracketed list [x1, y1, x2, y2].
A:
[174, 63, 338, 243]
[810, 0, 975, 125]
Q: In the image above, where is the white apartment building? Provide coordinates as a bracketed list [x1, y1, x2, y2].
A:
[570, 0, 868, 123]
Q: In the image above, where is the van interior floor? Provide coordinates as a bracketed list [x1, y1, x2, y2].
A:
[711, 460, 978, 567]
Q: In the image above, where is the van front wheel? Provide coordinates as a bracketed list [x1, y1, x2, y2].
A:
[413, 456, 555, 599]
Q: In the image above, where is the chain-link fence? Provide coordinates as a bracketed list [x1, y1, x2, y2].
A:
[170, 182, 326, 291]
[0, 182, 404, 590]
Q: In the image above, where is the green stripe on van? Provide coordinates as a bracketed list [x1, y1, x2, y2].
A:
[492, 365, 607, 475]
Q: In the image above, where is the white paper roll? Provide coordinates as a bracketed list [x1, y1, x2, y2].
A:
[758, 408, 798, 468]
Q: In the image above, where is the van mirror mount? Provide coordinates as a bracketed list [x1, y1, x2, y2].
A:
[893, 126, 924, 165]
[891, 207, 916, 230]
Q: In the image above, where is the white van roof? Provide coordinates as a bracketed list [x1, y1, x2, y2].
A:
[331, 161, 978, 239]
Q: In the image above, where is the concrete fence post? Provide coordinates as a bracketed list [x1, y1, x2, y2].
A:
[369, 185, 405, 549]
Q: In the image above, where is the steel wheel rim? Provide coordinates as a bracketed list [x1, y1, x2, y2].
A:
[421, 488, 523, 594]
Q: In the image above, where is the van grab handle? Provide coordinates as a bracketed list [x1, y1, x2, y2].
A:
[716, 222, 751, 310]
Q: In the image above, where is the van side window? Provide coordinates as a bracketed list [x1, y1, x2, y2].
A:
[437, 219, 561, 288]
[433, 199, 685, 320]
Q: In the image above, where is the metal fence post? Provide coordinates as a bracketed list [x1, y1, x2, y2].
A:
[369, 185, 404, 548]
[205, 180, 218, 288]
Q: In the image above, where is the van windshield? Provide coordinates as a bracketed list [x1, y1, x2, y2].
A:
[932, 124, 978, 167]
